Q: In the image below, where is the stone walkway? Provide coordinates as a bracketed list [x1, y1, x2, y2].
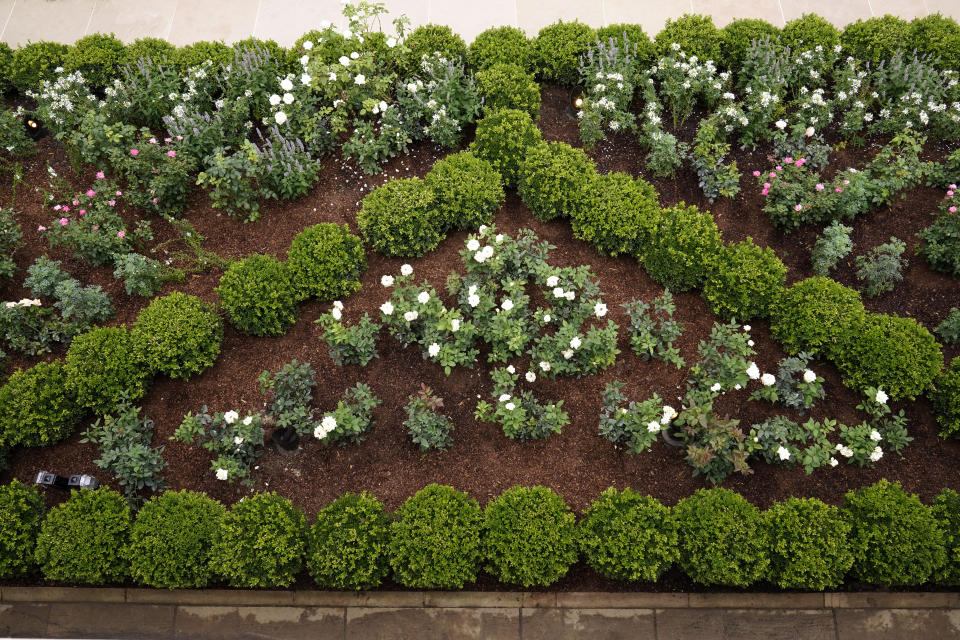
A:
[1, 587, 959, 639]
[0, 0, 958, 48]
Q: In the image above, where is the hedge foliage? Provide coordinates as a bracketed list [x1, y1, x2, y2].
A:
[572, 172, 660, 258]
[65, 326, 150, 414]
[217, 254, 299, 336]
[470, 109, 542, 187]
[517, 141, 596, 222]
[425, 151, 505, 231]
[0, 480, 45, 578]
[357, 178, 445, 257]
[770, 277, 866, 358]
[307, 492, 390, 590]
[642, 203, 723, 291]
[132, 292, 223, 380]
[287, 223, 366, 301]
[0, 361, 82, 449]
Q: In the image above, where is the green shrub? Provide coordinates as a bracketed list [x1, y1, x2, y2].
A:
[720, 18, 780, 69]
[475, 63, 541, 119]
[770, 277, 867, 357]
[307, 492, 390, 590]
[11, 41, 69, 92]
[531, 20, 596, 86]
[933, 488, 960, 585]
[468, 26, 531, 71]
[62, 33, 127, 89]
[35, 488, 130, 585]
[911, 14, 960, 69]
[0, 480, 45, 578]
[127, 490, 226, 589]
[132, 292, 223, 380]
[210, 492, 307, 588]
[843, 479, 946, 586]
[471, 109, 542, 187]
[654, 14, 723, 61]
[841, 15, 913, 63]
[0, 43, 13, 94]
[641, 203, 723, 291]
[764, 497, 854, 590]
[173, 41, 232, 71]
[389, 484, 483, 588]
[833, 313, 943, 400]
[781, 13, 841, 52]
[122, 37, 176, 66]
[578, 487, 678, 582]
[483, 486, 577, 587]
[702, 238, 787, 321]
[216, 254, 299, 336]
[393, 24, 466, 77]
[933, 358, 960, 439]
[232, 37, 288, 71]
[425, 151, 505, 231]
[596, 23, 655, 67]
[0, 361, 82, 448]
[357, 178, 444, 257]
[65, 326, 150, 414]
[287, 223, 366, 301]
[572, 172, 661, 258]
[517, 141, 596, 221]
[674, 488, 769, 587]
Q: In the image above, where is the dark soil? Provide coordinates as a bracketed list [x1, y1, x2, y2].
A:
[1, 86, 959, 591]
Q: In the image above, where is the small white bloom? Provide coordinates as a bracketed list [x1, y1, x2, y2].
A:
[562, 349, 574, 360]
[775, 119, 787, 129]
[283, 92, 294, 104]
[234, 436, 244, 445]
[303, 40, 313, 50]
[350, 51, 359, 60]
[875, 389, 888, 405]
[506, 365, 516, 374]
[543, 314, 551, 323]
[280, 78, 294, 91]
[501, 299, 514, 311]
[468, 294, 480, 307]
[243, 416, 253, 426]
[498, 393, 511, 402]
[381, 275, 394, 287]
[339, 55, 350, 66]
[594, 302, 608, 317]
[647, 421, 661, 433]
[333, 300, 344, 310]
[495, 234, 503, 243]
[331, 307, 342, 320]
[274, 111, 287, 125]
[869, 430, 882, 442]
[300, 54, 310, 65]
[743, 324, 751, 332]
[747, 339, 755, 347]
[525, 371, 536, 383]
[710, 383, 721, 392]
[387, 37, 397, 47]
[747, 363, 761, 380]
[354, 74, 366, 85]
[417, 291, 430, 304]
[216, 468, 229, 481]
[761, 373, 776, 387]
[474, 251, 487, 263]
[404, 310, 418, 322]
[829, 457, 839, 467]
[380, 301, 394, 315]
[428, 343, 440, 357]
[565, 291, 575, 301]
[805, 126, 815, 137]
[553, 287, 565, 298]
[400, 264, 413, 276]
[734, 384, 742, 390]
[546, 276, 559, 287]
[777, 446, 791, 461]
[269, 94, 281, 106]
[302, 73, 312, 85]
[479, 225, 488, 235]
[570, 336, 582, 350]
[224, 411, 239, 424]
[467, 238, 480, 251]
[329, 71, 338, 81]
[505, 402, 516, 411]
[539, 361, 551, 372]
[803, 370, 817, 383]
[869, 446, 883, 462]
[451, 318, 460, 332]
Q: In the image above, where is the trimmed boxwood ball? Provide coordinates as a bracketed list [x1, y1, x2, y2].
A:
[781, 13, 841, 52]
[596, 23, 655, 67]
[833, 313, 943, 401]
[357, 178, 445, 257]
[933, 358, 960, 439]
[911, 14, 960, 70]
[0, 43, 13, 94]
[572, 172, 661, 258]
[517, 141, 596, 222]
[132, 292, 223, 380]
[578, 487, 679, 582]
[475, 63, 542, 120]
[770, 277, 867, 358]
[483, 486, 578, 587]
[471, 109, 542, 187]
[216, 254, 299, 336]
[842, 479, 946, 586]
[531, 20, 596, 86]
[65, 326, 150, 414]
[0, 480, 45, 578]
[35, 488, 130, 585]
[425, 151, 505, 231]
[764, 497, 854, 590]
[702, 238, 787, 321]
[62, 33, 127, 89]
[307, 492, 390, 590]
[641, 203, 723, 292]
[123, 37, 176, 66]
[841, 15, 913, 63]
[468, 26, 531, 71]
[674, 488, 769, 587]
[720, 18, 780, 69]
[127, 490, 226, 589]
[210, 492, 307, 588]
[389, 484, 483, 589]
[173, 40, 233, 72]
[654, 14, 723, 61]
[11, 41, 69, 93]
[287, 223, 366, 301]
[0, 361, 82, 449]
[392, 24, 467, 77]
[933, 488, 960, 585]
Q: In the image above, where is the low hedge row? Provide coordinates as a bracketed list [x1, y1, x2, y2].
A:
[3, 479, 958, 590]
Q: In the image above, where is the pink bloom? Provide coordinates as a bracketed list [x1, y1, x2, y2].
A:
[116, 191, 122, 196]
[148, 137, 157, 144]
[784, 157, 793, 164]
[752, 170, 761, 177]
[951, 184, 958, 189]
[86, 190, 95, 197]
[78, 209, 86, 216]
[835, 187, 843, 193]
[815, 183, 824, 191]
[763, 182, 771, 189]
[92, 225, 99, 230]
[167, 150, 176, 158]
[948, 190, 954, 197]
[72, 200, 79, 205]
[769, 171, 776, 178]
[176, 135, 183, 141]
[37, 225, 46, 232]
[107, 200, 115, 206]
[951, 206, 958, 213]
[761, 189, 769, 196]
[152, 197, 158, 204]
[794, 204, 803, 211]
[62, 206, 70, 213]
[117, 230, 126, 239]
[53, 204, 61, 211]
[775, 165, 783, 171]
[164, 137, 172, 143]
[843, 179, 850, 185]
[130, 149, 139, 156]
[96, 171, 105, 179]
[796, 158, 806, 166]
[59, 218, 68, 226]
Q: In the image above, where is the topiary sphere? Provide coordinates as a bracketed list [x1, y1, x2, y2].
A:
[11, 41, 69, 93]
[654, 14, 723, 61]
[764, 497, 854, 590]
[0, 361, 82, 448]
[356, 179, 445, 257]
[641, 203, 723, 292]
[0, 480, 45, 578]
[286, 223, 366, 301]
[571, 172, 661, 258]
[392, 24, 467, 77]
[216, 254, 299, 336]
[595, 23, 655, 67]
[770, 276, 867, 358]
[910, 14, 960, 70]
[468, 26, 532, 71]
[65, 325, 151, 414]
[307, 492, 390, 590]
[517, 140, 596, 221]
[475, 63, 542, 120]
[470, 109, 543, 187]
[131, 292, 223, 380]
[531, 20, 596, 86]
[781, 13, 841, 52]
[933, 358, 960, 440]
[702, 238, 787, 321]
[173, 41, 233, 72]
[841, 15, 913, 63]
[123, 37, 176, 66]
[62, 33, 127, 89]
[720, 18, 780, 69]
[425, 151, 505, 231]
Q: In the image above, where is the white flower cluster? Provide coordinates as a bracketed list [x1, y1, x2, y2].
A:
[4, 298, 41, 308]
[314, 415, 337, 439]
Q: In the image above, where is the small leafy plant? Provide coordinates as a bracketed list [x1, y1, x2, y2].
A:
[855, 237, 907, 297]
[316, 303, 380, 366]
[172, 407, 266, 485]
[623, 291, 685, 368]
[314, 383, 381, 446]
[403, 385, 454, 452]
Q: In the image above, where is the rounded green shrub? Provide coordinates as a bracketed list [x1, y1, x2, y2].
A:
[933, 358, 960, 439]
[571, 172, 661, 258]
[210, 492, 307, 588]
[293, 29, 348, 66]
[173, 41, 232, 71]
[833, 313, 943, 400]
[0, 43, 14, 94]
[596, 23, 655, 67]
[471, 108, 542, 187]
[702, 238, 787, 321]
[933, 488, 960, 585]
[674, 488, 769, 587]
[356, 178, 444, 257]
[654, 14, 723, 61]
[127, 490, 226, 589]
[11, 41, 69, 93]
[216, 254, 299, 336]
[307, 492, 390, 590]
[468, 26, 531, 71]
[517, 141, 596, 221]
[843, 479, 946, 586]
[781, 13, 841, 52]
[388, 484, 483, 589]
[287, 223, 366, 301]
[123, 37, 176, 66]
[62, 33, 127, 89]
[531, 20, 596, 86]
[911, 14, 960, 69]
[35, 488, 130, 585]
[642, 203, 723, 292]
[475, 63, 541, 119]
[578, 487, 679, 582]
[764, 497, 854, 590]
[425, 151, 505, 231]
[483, 486, 577, 587]
[132, 292, 223, 380]
[65, 326, 150, 415]
[720, 18, 780, 69]
[393, 24, 466, 77]
[0, 480, 45, 578]
[0, 361, 82, 448]
[841, 15, 913, 63]
[770, 277, 866, 358]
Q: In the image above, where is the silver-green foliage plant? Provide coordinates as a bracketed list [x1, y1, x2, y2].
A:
[937, 308, 960, 345]
[315, 303, 380, 367]
[258, 359, 317, 436]
[577, 36, 639, 149]
[811, 221, 853, 275]
[314, 383, 382, 446]
[623, 290, 685, 369]
[855, 236, 907, 297]
[403, 385, 454, 452]
[597, 381, 668, 454]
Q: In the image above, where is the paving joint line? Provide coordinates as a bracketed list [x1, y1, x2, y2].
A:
[0, 0, 16, 43]
[82, 0, 98, 36]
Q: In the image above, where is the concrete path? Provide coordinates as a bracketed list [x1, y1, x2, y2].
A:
[2, 587, 960, 639]
[0, 0, 958, 48]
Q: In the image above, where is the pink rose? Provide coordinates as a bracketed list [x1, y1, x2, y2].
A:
[763, 182, 771, 189]
[116, 191, 123, 196]
[843, 179, 850, 185]
[769, 172, 776, 178]
[37, 225, 46, 231]
[948, 191, 954, 197]
[167, 150, 176, 158]
[752, 170, 761, 177]
[775, 165, 783, 171]
[130, 149, 139, 156]
[62, 206, 70, 213]
[93, 225, 99, 230]
[835, 187, 843, 193]
[96, 171, 105, 179]
[53, 205, 61, 211]
[951, 206, 958, 213]
[815, 183, 824, 191]
[164, 137, 172, 143]
[152, 197, 158, 204]
[794, 204, 803, 211]
[761, 189, 769, 196]
[117, 230, 126, 239]
[79, 209, 86, 216]
[148, 137, 157, 144]
[59, 218, 68, 226]
[950, 184, 957, 189]
[86, 190, 95, 197]
[107, 200, 115, 206]
[784, 157, 793, 164]
[72, 200, 79, 205]
[796, 158, 806, 166]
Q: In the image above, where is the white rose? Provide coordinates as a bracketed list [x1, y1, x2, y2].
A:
[387, 37, 397, 48]
[243, 416, 253, 425]
[875, 389, 888, 404]
[553, 287, 564, 298]
[417, 291, 430, 304]
[505, 402, 516, 411]
[467, 238, 480, 251]
[400, 264, 413, 276]
[380, 301, 394, 315]
[525, 371, 536, 383]
[468, 294, 480, 307]
[805, 126, 815, 137]
[747, 339, 755, 347]
[269, 94, 281, 105]
[647, 421, 661, 433]
[506, 365, 515, 374]
[331, 307, 342, 320]
[803, 370, 816, 383]
[539, 361, 551, 372]
[329, 71, 338, 81]
[216, 468, 229, 481]
[350, 51, 359, 59]
[498, 394, 511, 402]
[562, 349, 574, 360]
[303, 40, 313, 50]
[274, 111, 287, 125]
[761, 373, 776, 387]
[339, 55, 350, 66]
[594, 302, 608, 317]
[302, 73, 312, 85]
[869, 430, 882, 442]
[869, 446, 883, 462]
[746, 362, 761, 380]
[743, 324, 752, 332]
[354, 74, 366, 85]
[501, 299, 514, 311]
[775, 119, 787, 129]
[381, 275, 394, 287]
[830, 457, 839, 467]
[570, 336, 582, 350]
[234, 436, 244, 445]
[710, 383, 721, 392]
[223, 410, 238, 424]
[565, 291, 575, 301]
[300, 54, 310, 65]
[404, 310, 418, 322]
[428, 343, 440, 357]
[474, 251, 487, 263]
[451, 318, 461, 332]
[280, 78, 294, 91]
[543, 314, 551, 323]
[283, 92, 294, 104]
[495, 234, 503, 243]
[546, 276, 559, 287]
[777, 446, 790, 461]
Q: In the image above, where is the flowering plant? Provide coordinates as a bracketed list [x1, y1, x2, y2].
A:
[403, 384, 454, 451]
[623, 290, 685, 368]
[748, 353, 824, 412]
[687, 320, 755, 402]
[674, 398, 754, 485]
[173, 407, 265, 485]
[258, 360, 317, 436]
[650, 46, 728, 126]
[597, 381, 669, 454]
[315, 302, 380, 367]
[577, 36, 639, 148]
[395, 54, 479, 149]
[314, 383, 381, 446]
[476, 367, 569, 441]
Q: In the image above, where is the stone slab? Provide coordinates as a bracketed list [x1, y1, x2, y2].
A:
[780, 0, 873, 27]
[517, 0, 604, 36]
[46, 603, 174, 639]
[655, 608, 837, 640]
[85, 0, 178, 43]
[522, 592, 558, 608]
[175, 605, 345, 640]
[556, 592, 688, 609]
[926, 0, 960, 19]
[424, 591, 524, 608]
[430, 0, 518, 42]
[292, 591, 361, 607]
[0, 603, 49, 637]
[1, 587, 125, 603]
[166, 0, 260, 47]
[354, 591, 425, 607]
[870, 0, 928, 20]
[691, 0, 784, 27]
[688, 592, 826, 609]
[253, 0, 341, 47]
[345, 606, 520, 639]
[835, 608, 960, 640]
[601, 0, 692, 38]
[126, 588, 295, 606]
[826, 593, 960, 609]
[522, 607, 655, 639]
[1, 0, 95, 46]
